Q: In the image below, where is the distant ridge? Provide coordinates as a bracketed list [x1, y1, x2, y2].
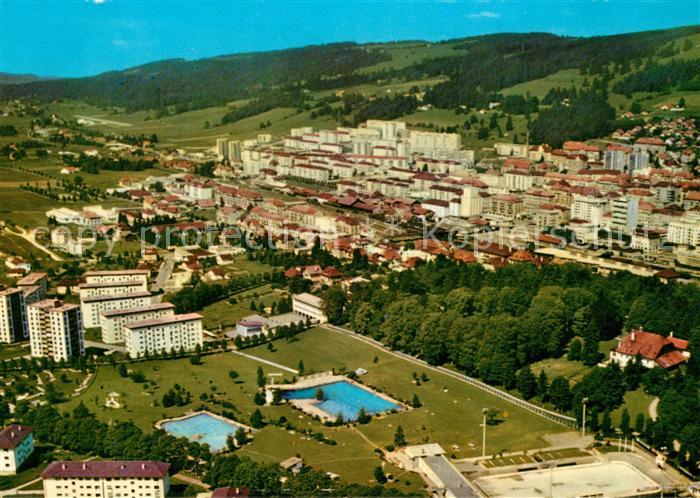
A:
[0, 25, 697, 113]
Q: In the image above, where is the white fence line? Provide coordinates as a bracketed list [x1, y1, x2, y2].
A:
[323, 324, 578, 428]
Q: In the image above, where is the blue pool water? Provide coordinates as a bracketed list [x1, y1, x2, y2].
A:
[160, 413, 241, 451]
[281, 381, 399, 421]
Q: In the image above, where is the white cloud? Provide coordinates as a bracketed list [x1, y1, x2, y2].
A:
[467, 11, 501, 19]
[91, 0, 107, 4]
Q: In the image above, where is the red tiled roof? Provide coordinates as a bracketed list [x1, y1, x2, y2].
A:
[614, 330, 688, 365]
[0, 425, 31, 450]
[42, 461, 170, 479]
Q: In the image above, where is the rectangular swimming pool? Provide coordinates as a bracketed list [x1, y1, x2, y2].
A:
[281, 381, 399, 421]
[160, 412, 242, 451]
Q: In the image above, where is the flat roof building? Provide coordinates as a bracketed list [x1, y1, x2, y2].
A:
[124, 313, 203, 358]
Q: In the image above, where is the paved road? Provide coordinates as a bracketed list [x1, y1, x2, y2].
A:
[322, 324, 577, 427]
[152, 253, 175, 292]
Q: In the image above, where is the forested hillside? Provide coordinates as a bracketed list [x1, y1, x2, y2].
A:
[1, 26, 698, 116]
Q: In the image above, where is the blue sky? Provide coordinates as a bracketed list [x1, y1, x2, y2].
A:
[1, 1, 697, 77]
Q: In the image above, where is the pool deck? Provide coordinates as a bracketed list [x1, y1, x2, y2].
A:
[154, 409, 254, 433]
[270, 372, 407, 422]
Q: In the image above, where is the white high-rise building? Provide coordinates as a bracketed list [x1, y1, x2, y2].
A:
[124, 313, 203, 358]
[610, 196, 640, 234]
[28, 299, 84, 361]
[571, 194, 608, 226]
[0, 288, 28, 344]
[42, 461, 170, 498]
[604, 149, 628, 171]
[100, 302, 175, 344]
[628, 151, 649, 174]
[78, 280, 147, 298]
[460, 185, 483, 218]
[227, 140, 242, 162]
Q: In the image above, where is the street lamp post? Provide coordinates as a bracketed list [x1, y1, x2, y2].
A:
[482, 408, 488, 459]
[581, 397, 589, 437]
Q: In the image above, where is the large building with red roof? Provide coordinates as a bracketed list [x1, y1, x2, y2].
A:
[42, 460, 170, 498]
[610, 329, 690, 369]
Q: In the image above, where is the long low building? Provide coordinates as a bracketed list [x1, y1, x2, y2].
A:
[291, 292, 327, 323]
[80, 291, 154, 328]
[42, 460, 170, 498]
[100, 302, 175, 344]
[78, 279, 148, 298]
[83, 269, 149, 286]
[124, 313, 203, 358]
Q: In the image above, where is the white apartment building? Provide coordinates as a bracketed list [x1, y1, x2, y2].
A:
[604, 149, 628, 171]
[291, 164, 330, 182]
[28, 299, 84, 361]
[83, 269, 149, 287]
[571, 194, 608, 226]
[78, 280, 148, 298]
[460, 186, 483, 218]
[408, 130, 460, 152]
[124, 313, 203, 358]
[0, 425, 33, 476]
[667, 213, 700, 246]
[0, 288, 28, 343]
[80, 291, 154, 328]
[504, 171, 534, 192]
[610, 196, 640, 234]
[42, 461, 170, 498]
[292, 293, 327, 323]
[100, 302, 175, 344]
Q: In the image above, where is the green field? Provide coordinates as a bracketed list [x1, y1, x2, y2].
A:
[60, 326, 567, 487]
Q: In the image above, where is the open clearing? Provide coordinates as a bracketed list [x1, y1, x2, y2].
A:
[62, 327, 566, 487]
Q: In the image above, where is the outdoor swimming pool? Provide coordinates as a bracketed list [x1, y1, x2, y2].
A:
[281, 381, 399, 421]
[159, 412, 242, 451]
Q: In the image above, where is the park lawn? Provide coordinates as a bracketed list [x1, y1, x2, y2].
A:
[247, 327, 568, 458]
[529, 356, 591, 385]
[612, 388, 654, 427]
[0, 342, 30, 360]
[58, 352, 400, 486]
[0, 167, 48, 185]
[200, 290, 275, 330]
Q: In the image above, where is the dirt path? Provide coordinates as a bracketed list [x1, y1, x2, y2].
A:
[648, 397, 660, 421]
[6, 227, 64, 261]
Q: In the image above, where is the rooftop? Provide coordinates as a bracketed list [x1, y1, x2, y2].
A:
[42, 460, 170, 479]
[0, 425, 32, 450]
